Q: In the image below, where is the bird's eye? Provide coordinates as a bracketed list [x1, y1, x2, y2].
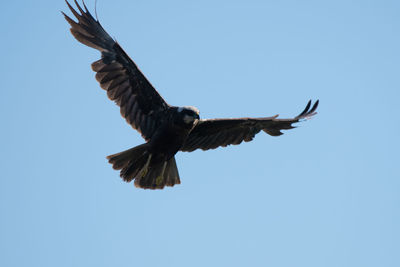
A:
[183, 114, 195, 124]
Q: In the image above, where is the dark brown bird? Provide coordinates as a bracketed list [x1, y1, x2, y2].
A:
[63, 0, 319, 189]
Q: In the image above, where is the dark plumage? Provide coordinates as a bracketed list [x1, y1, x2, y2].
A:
[63, 0, 319, 189]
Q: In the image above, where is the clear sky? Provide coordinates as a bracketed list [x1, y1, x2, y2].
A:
[1, 0, 399, 266]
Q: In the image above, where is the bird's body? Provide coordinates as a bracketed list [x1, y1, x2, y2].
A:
[63, 0, 318, 189]
[145, 107, 199, 161]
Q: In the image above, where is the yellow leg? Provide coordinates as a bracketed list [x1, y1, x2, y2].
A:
[139, 154, 152, 178]
[155, 161, 168, 186]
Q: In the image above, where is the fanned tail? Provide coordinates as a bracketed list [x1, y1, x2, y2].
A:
[107, 144, 181, 189]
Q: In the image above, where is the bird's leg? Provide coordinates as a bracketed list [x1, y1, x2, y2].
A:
[156, 161, 168, 186]
[139, 154, 152, 178]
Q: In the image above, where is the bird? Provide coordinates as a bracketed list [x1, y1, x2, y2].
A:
[63, 0, 319, 190]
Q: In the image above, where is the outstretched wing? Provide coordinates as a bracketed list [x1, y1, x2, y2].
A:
[181, 100, 319, 152]
[63, 0, 169, 141]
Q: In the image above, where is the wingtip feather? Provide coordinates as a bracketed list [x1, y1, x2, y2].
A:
[74, 0, 85, 16]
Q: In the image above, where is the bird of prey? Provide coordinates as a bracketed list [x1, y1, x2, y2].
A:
[63, 0, 319, 189]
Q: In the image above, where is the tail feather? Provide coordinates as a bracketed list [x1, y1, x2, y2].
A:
[134, 158, 180, 189]
[107, 144, 147, 171]
[136, 163, 161, 189]
[106, 144, 181, 189]
[164, 160, 174, 186]
[166, 157, 180, 186]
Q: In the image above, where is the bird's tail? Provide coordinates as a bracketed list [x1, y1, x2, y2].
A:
[106, 144, 181, 189]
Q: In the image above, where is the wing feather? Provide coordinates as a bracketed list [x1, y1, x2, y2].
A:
[181, 100, 319, 152]
[63, 0, 169, 140]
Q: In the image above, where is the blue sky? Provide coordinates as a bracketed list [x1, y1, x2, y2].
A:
[1, 0, 399, 266]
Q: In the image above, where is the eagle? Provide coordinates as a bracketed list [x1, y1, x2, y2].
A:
[63, 0, 319, 189]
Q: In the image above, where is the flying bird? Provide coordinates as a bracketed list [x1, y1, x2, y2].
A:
[63, 0, 319, 189]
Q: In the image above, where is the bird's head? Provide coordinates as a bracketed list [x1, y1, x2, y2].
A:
[177, 106, 200, 126]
